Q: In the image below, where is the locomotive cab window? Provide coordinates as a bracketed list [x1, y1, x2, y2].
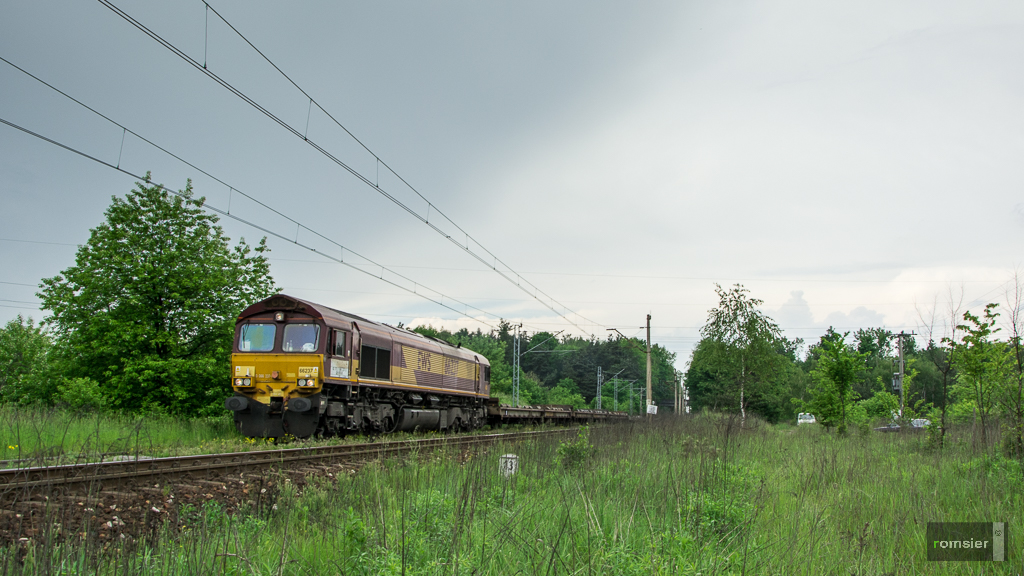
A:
[359, 345, 391, 379]
[239, 323, 276, 352]
[332, 330, 348, 357]
[484, 366, 491, 384]
[283, 324, 320, 352]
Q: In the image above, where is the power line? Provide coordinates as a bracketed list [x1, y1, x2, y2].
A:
[0, 281, 38, 287]
[267, 257, 1007, 285]
[0, 238, 78, 247]
[0, 56, 517, 328]
[0, 113, 504, 329]
[96, 0, 602, 336]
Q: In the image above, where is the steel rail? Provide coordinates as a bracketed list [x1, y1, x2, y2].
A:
[0, 429, 574, 490]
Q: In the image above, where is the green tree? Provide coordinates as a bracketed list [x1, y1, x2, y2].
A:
[948, 304, 1009, 449]
[0, 315, 56, 405]
[1003, 277, 1024, 460]
[549, 377, 586, 408]
[38, 175, 276, 416]
[806, 335, 867, 435]
[694, 284, 786, 424]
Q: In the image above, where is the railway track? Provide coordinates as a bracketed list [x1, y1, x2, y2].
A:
[0, 428, 575, 491]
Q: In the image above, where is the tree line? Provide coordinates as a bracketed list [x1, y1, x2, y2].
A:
[411, 322, 678, 412]
[686, 283, 1024, 458]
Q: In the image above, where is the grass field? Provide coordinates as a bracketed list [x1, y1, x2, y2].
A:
[0, 407, 504, 466]
[3, 415, 1022, 575]
[0, 406, 243, 466]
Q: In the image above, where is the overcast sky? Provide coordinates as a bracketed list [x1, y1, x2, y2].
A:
[2, 0, 1023, 370]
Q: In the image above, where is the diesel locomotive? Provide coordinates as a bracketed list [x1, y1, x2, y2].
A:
[224, 294, 490, 438]
[224, 294, 628, 438]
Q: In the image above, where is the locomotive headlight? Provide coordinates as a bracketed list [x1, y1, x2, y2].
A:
[243, 378, 252, 386]
[234, 378, 242, 386]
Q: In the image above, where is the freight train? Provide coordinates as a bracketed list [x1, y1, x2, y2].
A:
[224, 294, 626, 438]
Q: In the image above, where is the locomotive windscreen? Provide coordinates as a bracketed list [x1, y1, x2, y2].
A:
[283, 324, 320, 352]
[239, 323, 276, 352]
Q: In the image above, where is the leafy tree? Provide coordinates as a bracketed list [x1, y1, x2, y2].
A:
[859, 390, 899, 420]
[549, 378, 586, 408]
[948, 304, 1009, 449]
[1004, 280, 1024, 459]
[0, 316, 56, 405]
[694, 284, 787, 424]
[855, 327, 893, 359]
[806, 335, 867, 435]
[38, 175, 276, 416]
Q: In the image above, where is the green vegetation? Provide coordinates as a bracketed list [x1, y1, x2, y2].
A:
[4, 417, 1019, 575]
[38, 174, 276, 416]
[687, 282, 1024, 461]
[0, 406, 528, 467]
[0, 175, 275, 417]
[0, 405, 239, 465]
[689, 284, 789, 424]
[411, 323, 677, 411]
[803, 335, 868, 435]
[0, 316, 55, 406]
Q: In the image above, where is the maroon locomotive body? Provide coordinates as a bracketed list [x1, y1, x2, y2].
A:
[225, 294, 490, 438]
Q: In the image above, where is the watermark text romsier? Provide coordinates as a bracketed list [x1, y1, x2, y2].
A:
[926, 522, 1006, 562]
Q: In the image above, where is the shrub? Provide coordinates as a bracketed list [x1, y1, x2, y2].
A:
[55, 377, 105, 412]
[555, 426, 594, 469]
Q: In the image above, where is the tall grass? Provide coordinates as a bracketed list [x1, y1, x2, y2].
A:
[0, 406, 240, 466]
[2, 415, 1021, 575]
[0, 407, 523, 467]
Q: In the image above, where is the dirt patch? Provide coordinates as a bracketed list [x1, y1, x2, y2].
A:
[0, 461, 362, 547]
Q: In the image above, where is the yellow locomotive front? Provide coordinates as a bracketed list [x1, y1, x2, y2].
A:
[225, 304, 327, 438]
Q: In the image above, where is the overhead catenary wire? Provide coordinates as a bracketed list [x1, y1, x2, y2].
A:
[0, 238, 78, 247]
[95, 0, 602, 336]
[0, 114, 505, 329]
[0, 55, 541, 330]
[266, 257, 1009, 286]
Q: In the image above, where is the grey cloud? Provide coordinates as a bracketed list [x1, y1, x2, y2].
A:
[823, 307, 886, 329]
[773, 290, 815, 330]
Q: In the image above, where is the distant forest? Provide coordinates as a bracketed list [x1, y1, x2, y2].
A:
[410, 321, 677, 413]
